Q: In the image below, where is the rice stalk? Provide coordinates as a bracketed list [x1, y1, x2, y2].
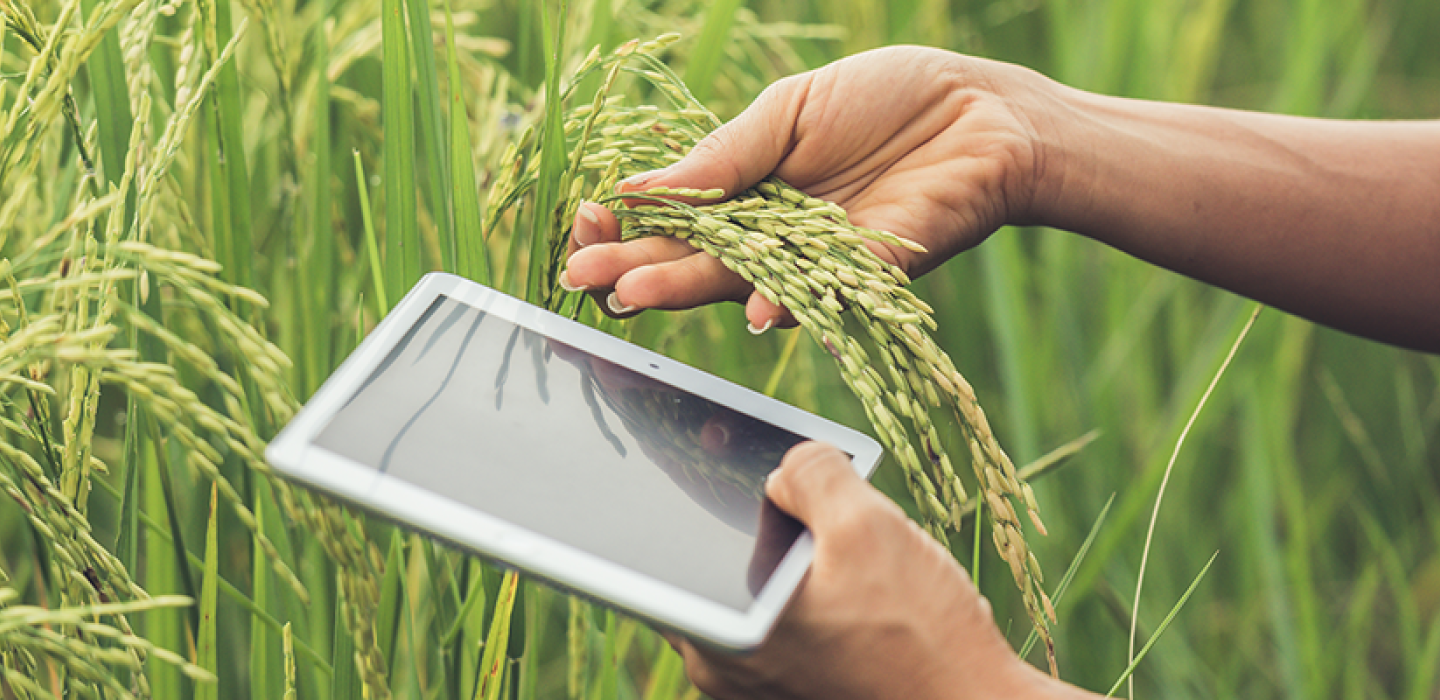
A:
[0, 7, 314, 694]
[283, 621, 298, 700]
[276, 486, 392, 699]
[523, 35, 1060, 672]
[0, 589, 214, 699]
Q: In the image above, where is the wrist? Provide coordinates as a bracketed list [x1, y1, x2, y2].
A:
[1013, 77, 1107, 233]
[947, 57, 1091, 232]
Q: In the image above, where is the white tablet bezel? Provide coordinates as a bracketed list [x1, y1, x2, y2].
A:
[266, 272, 883, 651]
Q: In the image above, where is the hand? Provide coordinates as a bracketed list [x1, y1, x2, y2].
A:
[561, 46, 1061, 332]
[666, 441, 1086, 700]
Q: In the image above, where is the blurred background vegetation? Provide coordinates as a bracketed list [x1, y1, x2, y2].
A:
[1, 0, 1437, 697]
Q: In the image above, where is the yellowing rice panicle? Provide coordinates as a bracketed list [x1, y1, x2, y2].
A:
[532, 36, 1060, 673]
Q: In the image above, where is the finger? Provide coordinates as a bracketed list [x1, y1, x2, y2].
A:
[744, 292, 796, 334]
[618, 74, 810, 200]
[747, 497, 804, 594]
[560, 202, 624, 300]
[569, 201, 621, 251]
[764, 442, 875, 532]
[612, 252, 754, 312]
[566, 238, 755, 318]
[563, 236, 696, 291]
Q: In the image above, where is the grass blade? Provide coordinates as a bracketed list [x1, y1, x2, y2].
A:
[196, 483, 220, 700]
[330, 588, 361, 700]
[377, 529, 406, 677]
[79, 0, 131, 186]
[761, 328, 804, 397]
[957, 430, 1101, 523]
[591, 610, 637, 700]
[406, 0, 455, 271]
[90, 470, 334, 675]
[1020, 492, 1116, 659]
[641, 644, 686, 700]
[251, 482, 279, 698]
[1409, 610, 1440, 700]
[141, 413, 185, 699]
[383, 0, 421, 305]
[1107, 551, 1220, 697]
[517, 580, 545, 699]
[1127, 304, 1259, 698]
[527, 0, 567, 306]
[302, 0, 335, 396]
[477, 570, 519, 700]
[149, 419, 199, 636]
[355, 149, 389, 317]
[683, 0, 743, 105]
[113, 391, 141, 573]
[210, 0, 255, 290]
[444, 0, 490, 285]
[442, 560, 488, 645]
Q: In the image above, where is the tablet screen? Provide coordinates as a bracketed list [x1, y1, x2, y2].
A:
[314, 295, 807, 611]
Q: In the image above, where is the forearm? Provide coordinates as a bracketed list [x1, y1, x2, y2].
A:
[1033, 87, 1440, 352]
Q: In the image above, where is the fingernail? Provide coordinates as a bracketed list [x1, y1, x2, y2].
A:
[558, 270, 587, 293]
[578, 204, 600, 225]
[606, 291, 636, 315]
[573, 203, 601, 247]
[746, 318, 774, 335]
[621, 167, 669, 188]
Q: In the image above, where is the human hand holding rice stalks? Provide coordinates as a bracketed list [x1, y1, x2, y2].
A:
[536, 37, 1060, 673]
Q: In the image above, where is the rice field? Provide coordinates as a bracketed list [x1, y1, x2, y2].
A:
[0, 0, 1437, 698]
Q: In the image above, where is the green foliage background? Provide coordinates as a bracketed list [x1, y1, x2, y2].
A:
[0, 0, 1437, 698]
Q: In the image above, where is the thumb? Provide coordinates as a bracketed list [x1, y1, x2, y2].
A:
[764, 441, 872, 531]
[620, 74, 810, 199]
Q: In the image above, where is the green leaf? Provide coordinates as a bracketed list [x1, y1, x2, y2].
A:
[527, 0, 567, 306]
[79, 0, 131, 187]
[444, 0, 490, 285]
[250, 483, 279, 698]
[195, 484, 220, 700]
[149, 418, 199, 637]
[377, 529, 406, 676]
[355, 149, 389, 317]
[141, 413, 184, 700]
[210, 0, 255, 291]
[477, 570, 520, 700]
[1106, 551, 1219, 697]
[406, 0, 455, 271]
[640, 643, 686, 700]
[91, 471, 334, 676]
[382, 0, 421, 305]
[1020, 493, 1115, 659]
[330, 587, 362, 700]
[683, 0, 743, 105]
[302, 0, 336, 396]
[591, 611, 637, 700]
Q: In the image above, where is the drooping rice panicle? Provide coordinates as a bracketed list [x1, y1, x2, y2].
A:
[543, 36, 1059, 673]
[0, 7, 310, 695]
[0, 590, 214, 699]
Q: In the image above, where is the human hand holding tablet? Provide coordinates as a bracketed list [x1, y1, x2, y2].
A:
[265, 273, 882, 650]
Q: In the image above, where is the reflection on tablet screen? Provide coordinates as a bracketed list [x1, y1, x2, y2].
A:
[314, 295, 807, 611]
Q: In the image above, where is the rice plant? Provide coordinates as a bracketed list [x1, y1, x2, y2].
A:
[1, 0, 1436, 698]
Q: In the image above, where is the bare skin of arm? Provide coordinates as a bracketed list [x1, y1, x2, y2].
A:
[1036, 91, 1440, 351]
[558, 46, 1439, 697]
[561, 46, 1440, 350]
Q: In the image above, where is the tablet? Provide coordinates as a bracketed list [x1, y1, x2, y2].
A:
[265, 272, 883, 651]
